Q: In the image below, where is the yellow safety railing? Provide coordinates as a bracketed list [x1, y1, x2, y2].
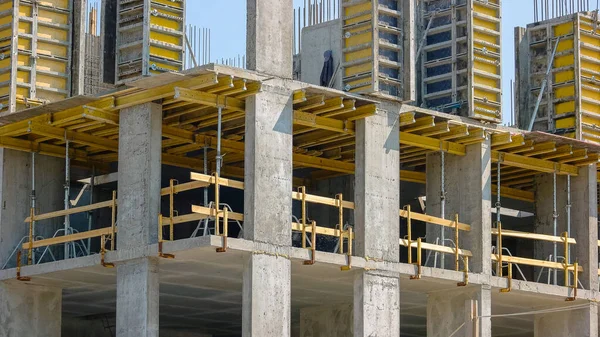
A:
[492, 222, 580, 298]
[22, 191, 118, 265]
[399, 205, 471, 283]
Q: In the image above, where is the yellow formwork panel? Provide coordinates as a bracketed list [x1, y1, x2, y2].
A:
[553, 22, 574, 36]
[554, 85, 575, 98]
[0, 0, 72, 113]
[469, 0, 501, 123]
[556, 116, 576, 129]
[555, 101, 575, 114]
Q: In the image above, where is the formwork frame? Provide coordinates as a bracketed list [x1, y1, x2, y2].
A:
[115, 0, 185, 84]
[419, 0, 502, 123]
[518, 12, 600, 143]
[0, 0, 73, 114]
[341, 0, 415, 101]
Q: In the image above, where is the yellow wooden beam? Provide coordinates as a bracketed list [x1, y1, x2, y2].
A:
[174, 87, 245, 112]
[293, 110, 355, 135]
[400, 132, 466, 156]
[113, 73, 219, 110]
[492, 150, 578, 176]
[28, 123, 119, 152]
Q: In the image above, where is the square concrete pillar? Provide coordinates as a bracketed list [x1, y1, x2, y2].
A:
[354, 110, 400, 337]
[426, 141, 492, 273]
[0, 282, 62, 337]
[534, 302, 598, 337]
[570, 164, 598, 290]
[246, 0, 293, 78]
[117, 102, 162, 248]
[116, 258, 159, 337]
[116, 102, 162, 337]
[533, 165, 596, 288]
[427, 285, 492, 337]
[242, 83, 293, 337]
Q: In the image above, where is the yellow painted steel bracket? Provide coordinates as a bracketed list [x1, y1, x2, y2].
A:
[16, 250, 31, 281]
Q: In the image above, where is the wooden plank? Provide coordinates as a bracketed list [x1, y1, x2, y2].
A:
[160, 180, 210, 196]
[190, 172, 245, 190]
[22, 227, 116, 249]
[399, 238, 473, 257]
[24, 200, 114, 222]
[291, 191, 355, 209]
[491, 255, 583, 272]
[161, 213, 209, 225]
[492, 228, 576, 244]
[191, 205, 244, 221]
[399, 209, 471, 231]
[291, 222, 354, 239]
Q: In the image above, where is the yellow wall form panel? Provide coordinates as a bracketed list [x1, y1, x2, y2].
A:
[555, 117, 576, 129]
[0, 0, 72, 114]
[582, 101, 600, 114]
[554, 85, 575, 98]
[555, 101, 575, 114]
[554, 70, 574, 83]
[553, 22, 574, 36]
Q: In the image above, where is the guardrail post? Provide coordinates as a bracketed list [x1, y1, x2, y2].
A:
[28, 207, 34, 265]
[216, 208, 228, 253]
[336, 193, 343, 254]
[303, 220, 317, 265]
[299, 186, 307, 248]
[500, 262, 512, 293]
[455, 213, 460, 271]
[406, 205, 412, 264]
[496, 221, 503, 277]
[111, 190, 116, 251]
[410, 238, 422, 280]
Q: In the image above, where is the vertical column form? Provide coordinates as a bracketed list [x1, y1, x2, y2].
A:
[242, 83, 293, 337]
[354, 110, 400, 337]
[0, 282, 62, 337]
[246, 0, 293, 78]
[426, 141, 492, 273]
[534, 302, 598, 337]
[117, 102, 162, 248]
[116, 258, 159, 337]
[71, 0, 86, 95]
[571, 164, 598, 290]
[427, 285, 492, 337]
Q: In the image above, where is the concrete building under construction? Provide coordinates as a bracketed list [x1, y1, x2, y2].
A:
[1, 0, 600, 337]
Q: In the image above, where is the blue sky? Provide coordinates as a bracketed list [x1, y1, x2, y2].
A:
[185, 1, 535, 124]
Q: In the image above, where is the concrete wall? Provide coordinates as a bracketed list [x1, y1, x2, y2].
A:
[0, 150, 64, 268]
[300, 20, 342, 90]
[0, 282, 62, 337]
[300, 304, 352, 337]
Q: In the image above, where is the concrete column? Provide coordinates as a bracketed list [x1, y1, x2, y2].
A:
[0, 150, 63, 268]
[426, 141, 492, 273]
[354, 110, 400, 337]
[571, 164, 598, 290]
[0, 282, 62, 337]
[117, 102, 162, 248]
[116, 102, 162, 337]
[242, 83, 293, 337]
[534, 302, 598, 337]
[116, 258, 159, 337]
[246, 0, 293, 78]
[427, 285, 492, 337]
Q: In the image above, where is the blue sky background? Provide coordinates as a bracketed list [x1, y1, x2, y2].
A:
[185, 0, 538, 124]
